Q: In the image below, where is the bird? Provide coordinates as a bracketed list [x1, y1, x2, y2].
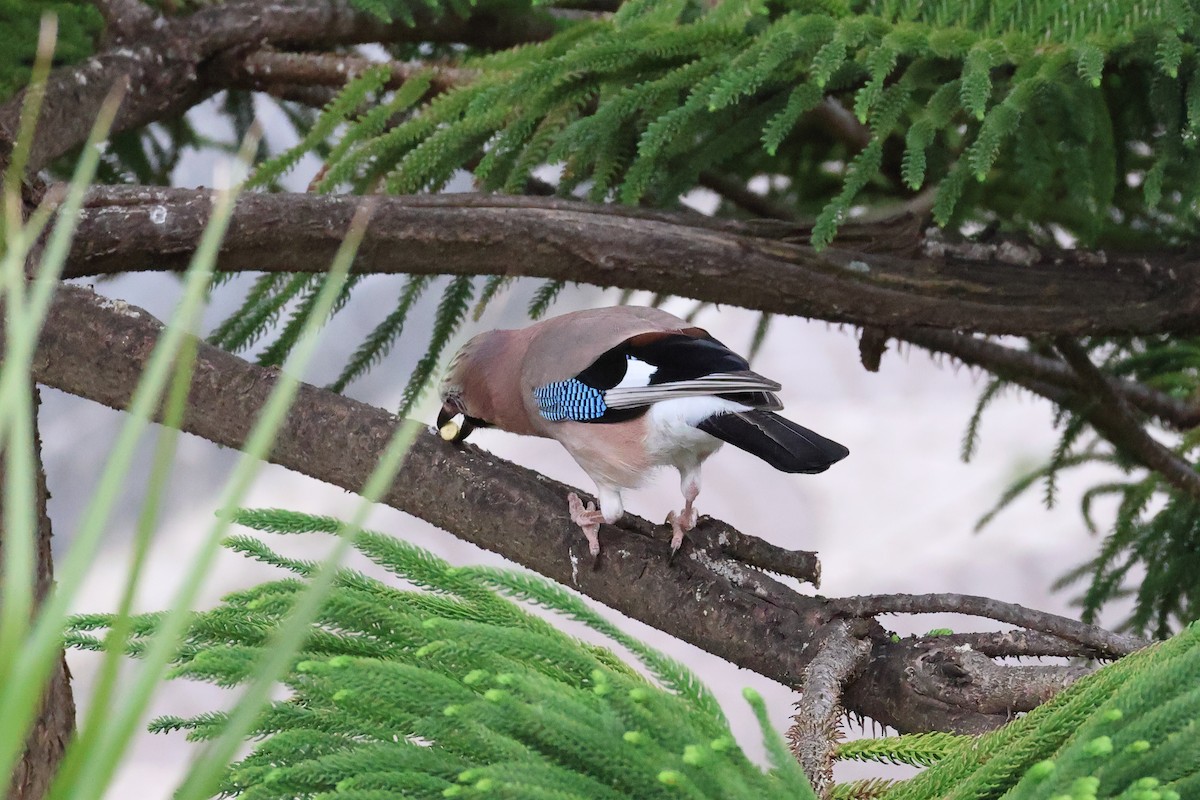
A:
[437, 306, 848, 557]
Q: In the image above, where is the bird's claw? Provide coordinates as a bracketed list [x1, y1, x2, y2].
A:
[567, 492, 604, 557]
[666, 506, 698, 560]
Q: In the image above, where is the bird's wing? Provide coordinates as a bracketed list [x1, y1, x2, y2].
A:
[603, 371, 781, 409]
[696, 410, 849, 473]
[531, 330, 783, 423]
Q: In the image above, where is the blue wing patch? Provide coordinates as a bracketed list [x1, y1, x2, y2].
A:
[533, 379, 608, 421]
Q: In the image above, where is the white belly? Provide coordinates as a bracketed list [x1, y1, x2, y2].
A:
[644, 397, 743, 471]
[554, 397, 746, 492]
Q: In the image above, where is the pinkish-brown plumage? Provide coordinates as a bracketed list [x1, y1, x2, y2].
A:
[438, 306, 848, 556]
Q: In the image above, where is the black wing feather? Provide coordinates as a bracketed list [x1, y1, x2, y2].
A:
[698, 410, 849, 473]
[573, 333, 778, 415]
[575, 333, 746, 388]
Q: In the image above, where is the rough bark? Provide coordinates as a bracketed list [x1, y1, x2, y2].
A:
[787, 621, 873, 799]
[16, 282, 1139, 734]
[65, 187, 1200, 337]
[831, 593, 1145, 657]
[842, 636, 1094, 731]
[211, 49, 472, 97]
[0, 387, 75, 800]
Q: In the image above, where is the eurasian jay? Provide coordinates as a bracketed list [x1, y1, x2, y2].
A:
[437, 306, 848, 556]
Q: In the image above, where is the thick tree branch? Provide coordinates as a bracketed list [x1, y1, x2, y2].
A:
[185, 0, 554, 53]
[64, 187, 1200, 337]
[843, 637, 1094, 732]
[831, 593, 1146, 659]
[93, 0, 157, 44]
[19, 281, 1117, 733]
[1, 386, 75, 800]
[692, 166, 1200, 433]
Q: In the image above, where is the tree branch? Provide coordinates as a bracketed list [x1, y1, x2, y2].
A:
[0, 0, 553, 174]
[898, 327, 1200, 432]
[92, 0, 157, 44]
[2, 385, 75, 799]
[830, 593, 1146, 659]
[64, 187, 1200, 337]
[690, 166, 1200, 432]
[843, 637, 1094, 732]
[935, 629, 1116, 659]
[211, 49, 472, 97]
[19, 281, 1118, 733]
[787, 621, 872, 799]
[687, 524, 821, 587]
[1055, 338, 1200, 500]
[185, 0, 554, 54]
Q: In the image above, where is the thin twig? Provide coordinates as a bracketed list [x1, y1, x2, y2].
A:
[698, 171, 805, 222]
[787, 622, 872, 798]
[688, 523, 820, 587]
[215, 49, 473, 97]
[811, 97, 872, 151]
[935, 630, 1115, 659]
[831, 593, 1147, 658]
[1056, 337, 1200, 501]
[902, 328, 1200, 432]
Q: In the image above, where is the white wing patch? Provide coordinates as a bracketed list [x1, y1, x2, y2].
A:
[614, 355, 657, 390]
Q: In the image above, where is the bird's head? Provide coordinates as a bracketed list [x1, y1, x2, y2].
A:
[437, 332, 496, 443]
[436, 391, 474, 443]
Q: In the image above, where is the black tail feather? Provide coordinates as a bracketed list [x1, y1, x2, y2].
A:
[697, 410, 849, 474]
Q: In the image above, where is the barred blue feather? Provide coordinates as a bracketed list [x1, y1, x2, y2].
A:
[533, 379, 608, 421]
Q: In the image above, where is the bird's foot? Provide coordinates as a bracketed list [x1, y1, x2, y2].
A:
[666, 505, 698, 559]
[567, 492, 605, 557]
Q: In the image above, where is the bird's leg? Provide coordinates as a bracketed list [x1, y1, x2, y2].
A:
[567, 487, 623, 557]
[567, 493, 605, 557]
[667, 469, 701, 556]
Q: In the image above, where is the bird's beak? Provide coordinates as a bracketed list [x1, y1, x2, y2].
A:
[437, 399, 474, 443]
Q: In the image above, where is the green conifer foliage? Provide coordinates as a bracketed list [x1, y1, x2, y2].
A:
[974, 335, 1200, 637]
[67, 509, 819, 800]
[253, 0, 1200, 250]
[0, 1, 101, 101]
[65, 510, 1200, 798]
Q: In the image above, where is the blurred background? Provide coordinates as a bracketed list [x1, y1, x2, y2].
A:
[50, 96, 1123, 796]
